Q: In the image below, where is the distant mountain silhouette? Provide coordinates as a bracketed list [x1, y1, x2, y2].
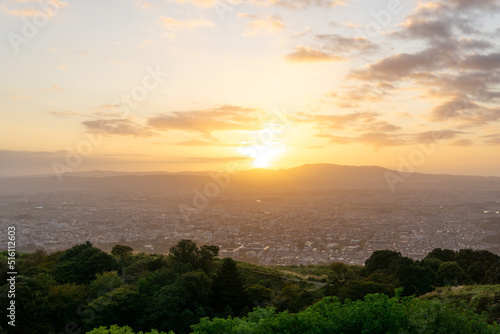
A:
[0, 164, 498, 195]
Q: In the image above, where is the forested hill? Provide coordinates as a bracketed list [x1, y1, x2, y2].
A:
[1, 241, 500, 333]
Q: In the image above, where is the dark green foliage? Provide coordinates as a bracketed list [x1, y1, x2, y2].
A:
[273, 283, 301, 311]
[485, 260, 500, 284]
[424, 248, 500, 284]
[179, 271, 213, 310]
[248, 284, 274, 305]
[112, 245, 133, 258]
[18, 249, 52, 276]
[52, 241, 119, 284]
[0, 273, 87, 334]
[85, 285, 141, 329]
[3, 242, 500, 334]
[169, 240, 198, 266]
[456, 249, 499, 283]
[421, 256, 443, 272]
[437, 261, 470, 286]
[394, 262, 435, 296]
[191, 293, 500, 334]
[1, 273, 58, 333]
[338, 280, 393, 302]
[345, 251, 434, 298]
[139, 277, 210, 334]
[212, 258, 248, 314]
[364, 250, 402, 275]
[168, 240, 219, 273]
[197, 245, 219, 272]
[89, 271, 125, 298]
[137, 267, 177, 296]
[112, 245, 134, 270]
[126, 253, 169, 277]
[326, 262, 356, 294]
[425, 248, 457, 262]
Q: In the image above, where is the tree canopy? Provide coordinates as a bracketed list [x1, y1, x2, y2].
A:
[1, 243, 499, 334]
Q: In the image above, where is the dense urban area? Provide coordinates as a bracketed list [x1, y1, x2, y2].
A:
[1, 182, 499, 265]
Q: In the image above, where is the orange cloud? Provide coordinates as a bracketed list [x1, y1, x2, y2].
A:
[285, 46, 343, 63]
[238, 13, 285, 36]
[1, 0, 68, 17]
[148, 105, 264, 135]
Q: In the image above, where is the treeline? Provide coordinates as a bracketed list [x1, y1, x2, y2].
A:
[0, 240, 269, 334]
[0, 241, 499, 334]
[87, 293, 500, 334]
[325, 247, 500, 302]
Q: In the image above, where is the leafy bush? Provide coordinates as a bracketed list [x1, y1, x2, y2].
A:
[191, 293, 500, 334]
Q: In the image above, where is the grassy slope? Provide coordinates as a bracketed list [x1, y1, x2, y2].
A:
[237, 261, 500, 324]
[420, 285, 500, 324]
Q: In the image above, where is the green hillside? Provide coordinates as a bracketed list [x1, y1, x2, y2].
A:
[1, 241, 500, 334]
[421, 285, 500, 324]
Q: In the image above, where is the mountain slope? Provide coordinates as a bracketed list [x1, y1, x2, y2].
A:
[1, 163, 499, 195]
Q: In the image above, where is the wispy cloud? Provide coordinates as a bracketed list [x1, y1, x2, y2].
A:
[301, 111, 471, 148]
[343, 0, 500, 130]
[238, 13, 285, 36]
[82, 119, 153, 137]
[286, 33, 377, 63]
[1, 0, 68, 17]
[285, 46, 343, 63]
[148, 105, 265, 135]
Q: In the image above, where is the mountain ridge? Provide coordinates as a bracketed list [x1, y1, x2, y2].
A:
[1, 163, 499, 195]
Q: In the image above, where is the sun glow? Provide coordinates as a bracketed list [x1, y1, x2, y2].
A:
[253, 144, 285, 168]
[237, 120, 290, 168]
[239, 142, 286, 168]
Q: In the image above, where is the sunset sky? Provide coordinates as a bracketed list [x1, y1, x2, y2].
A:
[1, 0, 500, 176]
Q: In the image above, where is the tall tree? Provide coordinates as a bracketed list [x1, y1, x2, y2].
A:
[364, 250, 402, 275]
[198, 245, 219, 272]
[484, 259, 500, 284]
[425, 248, 457, 262]
[212, 258, 248, 314]
[111, 245, 133, 258]
[168, 240, 219, 273]
[52, 241, 119, 284]
[437, 261, 470, 286]
[169, 240, 198, 265]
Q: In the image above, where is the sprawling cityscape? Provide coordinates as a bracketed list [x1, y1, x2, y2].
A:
[2, 172, 499, 266]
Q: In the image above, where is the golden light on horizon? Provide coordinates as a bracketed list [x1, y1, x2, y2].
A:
[238, 141, 286, 169]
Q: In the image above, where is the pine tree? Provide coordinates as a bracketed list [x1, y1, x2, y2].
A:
[211, 258, 248, 314]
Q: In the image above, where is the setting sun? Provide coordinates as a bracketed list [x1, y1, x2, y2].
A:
[238, 141, 286, 169]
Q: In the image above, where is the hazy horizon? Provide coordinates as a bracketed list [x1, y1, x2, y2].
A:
[3, 162, 500, 179]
